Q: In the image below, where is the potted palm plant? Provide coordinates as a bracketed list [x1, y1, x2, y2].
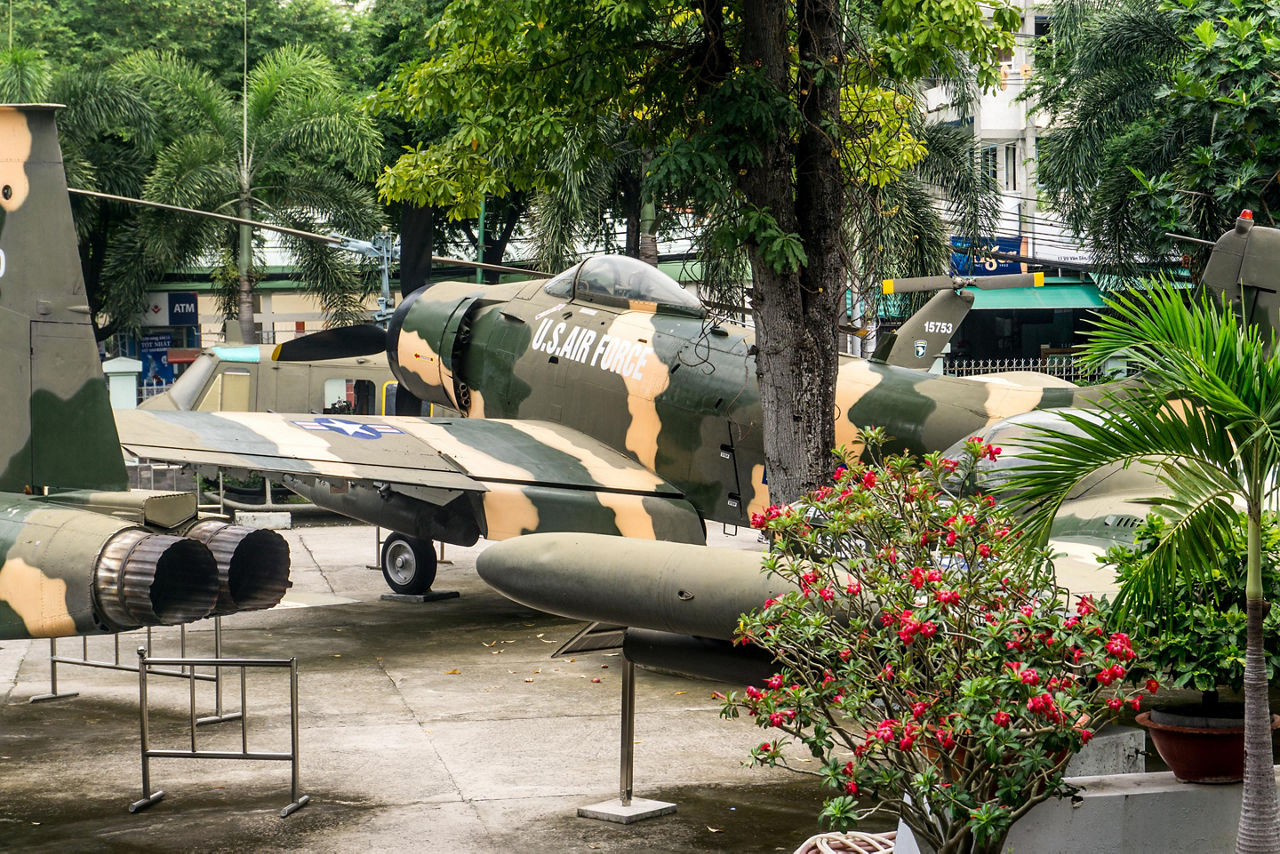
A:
[1010, 280, 1280, 852]
[1108, 514, 1280, 782]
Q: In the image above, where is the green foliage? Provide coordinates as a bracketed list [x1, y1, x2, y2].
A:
[0, 47, 52, 101]
[8, 0, 370, 92]
[725, 432, 1151, 854]
[1012, 280, 1280, 610]
[370, 0, 1019, 240]
[1108, 514, 1280, 694]
[107, 45, 384, 336]
[1029, 0, 1280, 274]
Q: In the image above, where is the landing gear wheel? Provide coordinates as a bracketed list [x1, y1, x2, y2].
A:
[381, 534, 438, 595]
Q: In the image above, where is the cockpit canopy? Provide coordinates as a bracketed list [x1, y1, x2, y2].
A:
[543, 255, 704, 316]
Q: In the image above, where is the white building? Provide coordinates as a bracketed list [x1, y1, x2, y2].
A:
[925, 0, 1091, 271]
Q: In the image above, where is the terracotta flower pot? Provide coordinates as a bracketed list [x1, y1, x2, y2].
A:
[1137, 705, 1280, 784]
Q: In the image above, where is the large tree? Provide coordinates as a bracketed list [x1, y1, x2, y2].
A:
[118, 46, 385, 342]
[371, 0, 1018, 504]
[1027, 0, 1280, 276]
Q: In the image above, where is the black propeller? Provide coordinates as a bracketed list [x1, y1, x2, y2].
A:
[272, 324, 388, 362]
[882, 271, 1045, 295]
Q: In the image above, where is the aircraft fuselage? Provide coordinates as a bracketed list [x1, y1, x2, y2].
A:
[387, 259, 1090, 527]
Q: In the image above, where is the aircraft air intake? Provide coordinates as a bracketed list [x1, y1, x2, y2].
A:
[184, 521, 292, 615]
[386, 281, 487, 412]
[94, 528, 220, 629]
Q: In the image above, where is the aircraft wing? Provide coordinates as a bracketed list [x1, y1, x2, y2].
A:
[115, 410, 705, 545]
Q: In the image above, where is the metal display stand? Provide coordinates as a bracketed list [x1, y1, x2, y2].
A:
[31, 619, 239, 724]
[577, 659, 676, 824]
[130, 648, 309, 818]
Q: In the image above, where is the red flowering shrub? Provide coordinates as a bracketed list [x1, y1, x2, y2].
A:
[722, 430, 1151, 854]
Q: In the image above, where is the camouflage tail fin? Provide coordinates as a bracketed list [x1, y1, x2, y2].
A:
[1201, 211, 1280, 340]
[0, 104, 128, 493]
[870, 289, 974, 370]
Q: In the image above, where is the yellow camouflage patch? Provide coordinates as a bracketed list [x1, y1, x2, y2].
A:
[0, 557, 76, 638]
[0, 108, 32, 211]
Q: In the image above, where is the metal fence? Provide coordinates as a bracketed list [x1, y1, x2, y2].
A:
[138, 378, 171, 402]
[943, 355, 1118, 385]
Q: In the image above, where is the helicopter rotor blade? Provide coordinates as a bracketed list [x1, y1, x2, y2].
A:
[882, 272, 1045, 295]
[272, 325, 389, 362]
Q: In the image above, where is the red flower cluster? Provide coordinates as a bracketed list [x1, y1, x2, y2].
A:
[749, 504, 785, 529]
[1095, 663, 1126, 686]
[1027, 692, 1066, 723]
[1104, 632, 1136, 661]
[895, 610, 938, 645]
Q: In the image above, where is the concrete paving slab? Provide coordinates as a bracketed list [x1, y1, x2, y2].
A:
[0, 523, 858, 853]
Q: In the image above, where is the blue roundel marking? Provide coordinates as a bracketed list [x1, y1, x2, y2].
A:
[291, 417, 402, 440]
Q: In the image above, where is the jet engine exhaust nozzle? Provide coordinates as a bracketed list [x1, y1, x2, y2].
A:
[185, 520, 292, 615]
[94, 529, 220, 629]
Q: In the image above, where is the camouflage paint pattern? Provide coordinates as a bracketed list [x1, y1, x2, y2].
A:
[116, 410, 706, 546]
[383, 259, 1106, 527]
[0, 105, 292, 639]
[0, 106, 128, 494]
[0, 495, 136, 638]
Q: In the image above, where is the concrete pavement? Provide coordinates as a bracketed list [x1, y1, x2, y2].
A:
[0, 524, 870, 852]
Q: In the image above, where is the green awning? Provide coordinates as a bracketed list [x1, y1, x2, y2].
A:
[968, 284, 1105, 310]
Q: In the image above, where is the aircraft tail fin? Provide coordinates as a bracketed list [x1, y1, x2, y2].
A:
[870, 289, 974, 370]
[1201, 211, 1280, 340]
[0, 104, 128, 493]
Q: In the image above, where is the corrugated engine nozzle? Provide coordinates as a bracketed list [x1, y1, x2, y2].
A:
[185, 520, 292, 614]
[94, 528, 220, 628]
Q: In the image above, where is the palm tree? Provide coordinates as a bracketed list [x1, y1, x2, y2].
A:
[1026, 0, 1278, 277]
[847, 117, 1001, 355]
[0, 46, 52, 101]
[119, 45, 384, 342]
[1011, 281, 1280, 853]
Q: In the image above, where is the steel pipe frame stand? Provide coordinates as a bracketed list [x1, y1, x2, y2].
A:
[129, 648, 310, 819]
[577, 659, 676, 824]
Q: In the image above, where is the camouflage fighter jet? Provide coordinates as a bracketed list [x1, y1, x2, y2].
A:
[0, 104, 291, 642]
[116, 246, 1123, 596]
[114, 253, 1114, 595]
[477, 213, 1280, 682]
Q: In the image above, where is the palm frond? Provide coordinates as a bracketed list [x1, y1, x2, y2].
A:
[1012, 280, 1280, 615]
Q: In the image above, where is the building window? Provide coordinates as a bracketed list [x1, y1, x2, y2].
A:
[1005, 144, 1018, 191]
[981, 146, 998, 183]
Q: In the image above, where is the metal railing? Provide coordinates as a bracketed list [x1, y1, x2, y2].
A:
[130, 648, 308, 818]
[31, 619, 239, 725]
[943, 354, 1118, 385]
[138, 379, 171, 402]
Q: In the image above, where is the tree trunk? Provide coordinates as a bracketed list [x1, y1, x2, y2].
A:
[735, 0, 845, 506]
[622, 168, 641, 258]
[400, 203, 435, 299]
[639, 197, 658, 266]
[1237, 594, 1280, 853]
[237, 196, 256, 344]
